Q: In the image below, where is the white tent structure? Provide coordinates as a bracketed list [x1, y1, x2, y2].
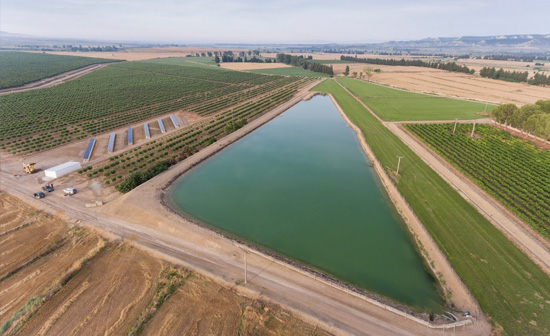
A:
[44, 161, 81, 178]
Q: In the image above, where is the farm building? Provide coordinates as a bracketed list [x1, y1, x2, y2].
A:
[44, 161, 81, 178]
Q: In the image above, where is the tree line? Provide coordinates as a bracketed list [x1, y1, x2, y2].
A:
[340, 56, 475, 74]
[276, 53, 334, 76]
[491, 100, 550, 140]
[479, 67, 529, 83]
[214, 50, 269, 63]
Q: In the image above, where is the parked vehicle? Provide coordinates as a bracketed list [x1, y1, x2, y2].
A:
[63, 187, 77, 196]
[33, 192, 45, 199]
[42, 183, 54, 192]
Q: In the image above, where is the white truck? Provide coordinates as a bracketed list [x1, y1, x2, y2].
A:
[63, 187, 77, 196]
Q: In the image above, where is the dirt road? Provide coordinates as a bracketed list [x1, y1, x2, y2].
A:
[0, 64, 108, 95]
[385, 123, 550, 274]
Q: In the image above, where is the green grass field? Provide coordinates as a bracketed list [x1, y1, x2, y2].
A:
[248, 67, 330, 77]
[312, 79, 550, 336]
[338, 77, 494, 121]
[0, 51, 120, 89]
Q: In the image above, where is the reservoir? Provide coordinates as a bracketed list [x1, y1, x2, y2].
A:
[168, 95, 443, 310]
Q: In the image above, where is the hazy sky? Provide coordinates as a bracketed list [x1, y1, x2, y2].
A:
[1, 0, 549, 43]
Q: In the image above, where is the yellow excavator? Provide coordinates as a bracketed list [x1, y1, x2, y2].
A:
[22, 162, 36, 174]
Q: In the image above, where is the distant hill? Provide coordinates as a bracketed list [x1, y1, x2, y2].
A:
[380, 34, 550, 50]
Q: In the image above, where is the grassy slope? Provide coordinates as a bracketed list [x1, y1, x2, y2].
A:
[338, 77, 494, 121]
[312, 79, 550, 336]
[248, 67, 329, 78]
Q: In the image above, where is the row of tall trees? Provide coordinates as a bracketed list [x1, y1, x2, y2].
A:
[529, 72, 550, 86]
[276, 53, 334, 76]
[214, 50, 268, 63]
[340, 56, 475, 74]
[491, 100, 550, 140]
[479, 67, 529, 83]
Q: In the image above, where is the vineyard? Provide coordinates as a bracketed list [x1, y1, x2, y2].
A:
[0, 61, 289, 154]
[405, 123, 550, 238]
[81, 77, 316, 192]
[0, 51, 120, 89]
[338, 77, 494, 121]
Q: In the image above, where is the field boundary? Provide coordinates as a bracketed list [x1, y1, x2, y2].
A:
[394, 123, 550, 273]
[326, 92, 480, 321]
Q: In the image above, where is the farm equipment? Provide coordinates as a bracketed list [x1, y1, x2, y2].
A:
[23, 162, 36, 174]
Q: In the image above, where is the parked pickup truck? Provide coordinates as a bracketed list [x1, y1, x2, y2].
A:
[63, 187, 77, 196]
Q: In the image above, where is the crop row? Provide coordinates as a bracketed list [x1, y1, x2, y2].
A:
[405, 123, 550, 238]
[0, 51, 120, 89]
[82, 78, 317, 192]
[1, 63, 286, 154]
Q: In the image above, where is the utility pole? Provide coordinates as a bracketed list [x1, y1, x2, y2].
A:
[483, 103, 488, 114]
[452, 118, 458, 134]
[396, 156, 403, 175]
[470, 120, 477, 138]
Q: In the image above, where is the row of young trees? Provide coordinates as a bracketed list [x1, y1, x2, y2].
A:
[479, 67, 529, 83]
[340, 56, 475, 74]
[491, 100, 550, 140]
[276, 53, 334, 75]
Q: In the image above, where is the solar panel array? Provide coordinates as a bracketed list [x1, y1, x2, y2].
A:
[144, 122, 151, 139]
[128, 127, 133, 145]
[170, 114, 179, 128]
[107, 132, 116, 152]
[83, 138, 96, 161]
[158, 118, 166, 133]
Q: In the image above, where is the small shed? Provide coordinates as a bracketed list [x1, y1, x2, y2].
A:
[44, 161, 82, 178]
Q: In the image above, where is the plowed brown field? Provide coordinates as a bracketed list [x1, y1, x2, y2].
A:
[0, 193, 330, 335]
[143, 274, 330, 336]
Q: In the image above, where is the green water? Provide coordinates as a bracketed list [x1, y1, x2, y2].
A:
[168, 95, 444, 311]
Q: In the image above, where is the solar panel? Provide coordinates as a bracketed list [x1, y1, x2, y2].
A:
[128, 127, 133, 145]
[107, 132, 116, 152]
[170, 114, 180, 128]
[144, 123, 151, 139]
[83, 138, 96, 161]
[158, 118, 166, 133]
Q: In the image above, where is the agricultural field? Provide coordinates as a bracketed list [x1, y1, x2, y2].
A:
[248, 67, 331, 77]
[0, 60, 292, 154]
[0, 51, 120, 89]
[313, 79, 550, 335]
[405, 123, 550, 238]
[0, 192, 328, 336]
[338, 77, 494, 121]
[79, 77, 316, 192]
[146, 56, 218, 67]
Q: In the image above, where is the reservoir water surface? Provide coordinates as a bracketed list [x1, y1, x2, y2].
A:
[168, 95, 443, 310]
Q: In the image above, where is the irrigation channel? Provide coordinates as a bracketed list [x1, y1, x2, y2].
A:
[168, 95, 444, 311]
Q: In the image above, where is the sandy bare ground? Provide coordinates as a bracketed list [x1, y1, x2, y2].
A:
[220, 62, 291, 71]
[0, 64, 109, 95]
[0, 82, 488, 335]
